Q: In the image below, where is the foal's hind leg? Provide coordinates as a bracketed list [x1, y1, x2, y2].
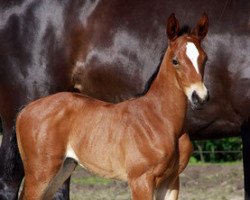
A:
[21, 160, 63, 200]
[21, 158, 77, 200]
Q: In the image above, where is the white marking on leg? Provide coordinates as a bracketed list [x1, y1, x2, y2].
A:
[186, 42, 200, 74]
[155, 181, 179, 200]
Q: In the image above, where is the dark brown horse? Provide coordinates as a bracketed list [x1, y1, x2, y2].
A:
[0, 0, 249, 199]
[16, 14, 209, 200]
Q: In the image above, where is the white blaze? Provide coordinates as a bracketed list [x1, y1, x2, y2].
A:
[186, 42, 200, 74]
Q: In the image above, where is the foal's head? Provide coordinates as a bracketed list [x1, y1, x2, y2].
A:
[166, 13, 209, 109]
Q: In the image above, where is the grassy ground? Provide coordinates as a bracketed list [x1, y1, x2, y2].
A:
[70, 162, 244, 200]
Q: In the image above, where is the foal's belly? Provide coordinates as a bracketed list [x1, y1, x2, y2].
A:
[66, 142, 180, 185]
[79, 160, 128, 181]
[66, 141, 128, 181]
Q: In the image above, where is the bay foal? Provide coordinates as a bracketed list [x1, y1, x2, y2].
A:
[16, 13, 209, 200]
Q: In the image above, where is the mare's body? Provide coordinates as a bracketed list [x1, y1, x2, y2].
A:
[0, 0, 249, 199]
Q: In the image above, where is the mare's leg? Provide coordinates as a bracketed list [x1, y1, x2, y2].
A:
[128, 173, 155, 200]
[0, 115, 24, 200]
[241, 121, 250, 200]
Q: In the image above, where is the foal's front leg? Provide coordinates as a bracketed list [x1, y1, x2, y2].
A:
[128, 173, 155, 200]
[155, 132, 193, 200]
[177, 132, 193, 174]
[155, 175, 179, 200]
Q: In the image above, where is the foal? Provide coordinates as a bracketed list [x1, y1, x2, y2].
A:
[16, 13, 209, 200]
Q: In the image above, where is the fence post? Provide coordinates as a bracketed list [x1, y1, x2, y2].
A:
[241, 121, 250, 200]
[196, 143, 205, 162]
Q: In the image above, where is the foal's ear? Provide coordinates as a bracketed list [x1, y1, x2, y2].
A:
[167, 13, 179, 41]
[192, 12, 209, 40]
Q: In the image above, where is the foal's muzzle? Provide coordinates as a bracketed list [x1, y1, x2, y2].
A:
[191, 90, 209, 109]
[185, 83, 209, 110]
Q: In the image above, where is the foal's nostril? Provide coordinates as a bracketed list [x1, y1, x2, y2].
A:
[191, 91, 200, 105]
[191, 90, 209, 108]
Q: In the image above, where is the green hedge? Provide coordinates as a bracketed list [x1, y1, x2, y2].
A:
[191, 137, 242, 163]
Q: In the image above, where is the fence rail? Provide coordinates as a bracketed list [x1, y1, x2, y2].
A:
[193, 151, 242, 153]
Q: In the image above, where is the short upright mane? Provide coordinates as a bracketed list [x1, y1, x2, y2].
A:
[178, 25, 191, 36]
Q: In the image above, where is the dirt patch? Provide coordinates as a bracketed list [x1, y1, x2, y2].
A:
[70, 163, 244, 200]
[179, 164, 243, 200]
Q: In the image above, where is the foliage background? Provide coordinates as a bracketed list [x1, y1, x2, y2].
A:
[191, 137, 242, 163]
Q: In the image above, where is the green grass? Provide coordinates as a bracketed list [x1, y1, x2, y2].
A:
[72, 176, 113, 186]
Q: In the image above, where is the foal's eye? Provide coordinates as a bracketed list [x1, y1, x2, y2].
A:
[172, 59, 178, 65]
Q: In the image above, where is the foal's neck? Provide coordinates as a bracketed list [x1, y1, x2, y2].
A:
[140, 49, 187, 135]
[145, 49, 184, 100]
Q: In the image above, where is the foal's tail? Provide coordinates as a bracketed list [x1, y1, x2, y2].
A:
[42, 158, 78, 200]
